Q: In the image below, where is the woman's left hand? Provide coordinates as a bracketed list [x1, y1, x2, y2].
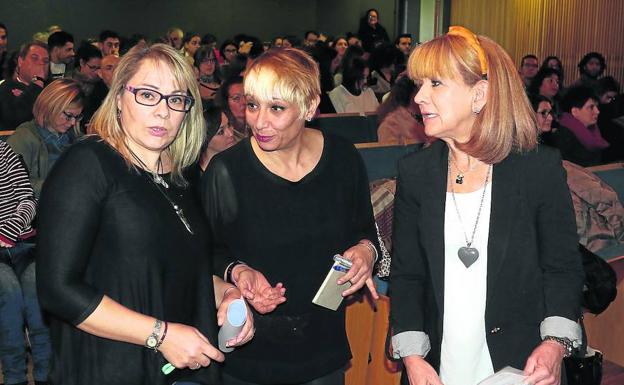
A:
[523, 340, 565, 385]
[337, 243, 379, 299]
[216, 287, 255, 348]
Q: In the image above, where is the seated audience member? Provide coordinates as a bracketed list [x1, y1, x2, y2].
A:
[368, 43, 402, 97]
[573, 51, 606, 90]
[99, 54, 120, 89]
[330, 36, 348, 73]
[0, 140, 50, 385]
[47, 30, 75, 79]
[529, 94, 556, 146]
[304, 30, 320, 47]
[346, 32, 362, 48]
[237, 36, 264, 70]
[0, 23, 8, 80]
[596, 76, 623, 162]
[555, 85, 608, 166]
[199, 106, 239, 171]
[219, 39, 238, 78]
[518, 54, 538, 89]
[73, 43, 103, 131]
[201, 33, 218, 50]
[194, 46, 222, 105]
[181, 32, 201, 65]
[8, 78, 84, 197]
[358, 8, 390, 52]
[395, 33, 413, 61]
[540, 55, 565, 87]
[376, 75, 427, 144]
[281, 35, 301, 49]
[0, 41, 49, 129]
[329, 56, 379, 113]
[272, 36, 284, 48]
[122, 33, 148, 54]
[73, 42, 102, 95]
[527, 67, 562, 115]
[333, 44, 364, 86]
[99, 30, 121, 56]
[166, 27, 184, 50]
[220, 75, 248, 137]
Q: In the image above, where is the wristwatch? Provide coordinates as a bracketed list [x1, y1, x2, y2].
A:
[543, 336, 574, 357]
[145, 319, 163, 351]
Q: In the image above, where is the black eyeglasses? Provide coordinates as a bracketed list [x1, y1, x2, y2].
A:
[62, 111, 84, 122]
[125, 85, 195, 112]
[537, 109, 553, 118]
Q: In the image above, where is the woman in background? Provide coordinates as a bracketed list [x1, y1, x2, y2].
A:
[194, 46, 222, 105]
[8, 78, 84, 197]
[0, 140, 50, 385]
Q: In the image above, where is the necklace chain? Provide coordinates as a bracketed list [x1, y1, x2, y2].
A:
[449, 157, 491, 248]
[449, 154, 478, 184]
[126, 146, 194, 235]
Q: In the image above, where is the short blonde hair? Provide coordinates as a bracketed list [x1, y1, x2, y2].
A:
[33, 78, 84, 133]
[90, 43, 205, 187]
[408, 29, 538, 163]
[244, 48, 320, 119]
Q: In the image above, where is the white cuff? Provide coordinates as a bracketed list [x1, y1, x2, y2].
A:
[392, 331, 431, 359]
[540, 316, 582, 348]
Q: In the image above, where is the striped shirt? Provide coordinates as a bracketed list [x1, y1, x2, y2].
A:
[0, 140, 36, 246]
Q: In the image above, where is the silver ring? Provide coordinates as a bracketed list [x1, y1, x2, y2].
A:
[191, 362, 200, 370]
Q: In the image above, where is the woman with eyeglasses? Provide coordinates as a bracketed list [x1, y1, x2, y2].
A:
[8, 78, 84, 198]
[36, 44, 254, 385]
[199, 106, 240, 171]
[194, 46, 222, 105]
[220, 75, 248, 137]
[529, 94, 556, 147]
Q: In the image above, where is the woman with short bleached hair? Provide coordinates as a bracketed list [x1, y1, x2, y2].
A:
[37, 43, 254, 385]
[390, 27, 583, 385]
[202, 47, 380, 385]
[8, 78, 84, 197]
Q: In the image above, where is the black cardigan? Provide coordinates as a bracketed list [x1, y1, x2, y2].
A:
[390, 140, 583, 375]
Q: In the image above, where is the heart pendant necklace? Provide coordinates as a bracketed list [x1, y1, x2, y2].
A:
[449, 156, 491, 268]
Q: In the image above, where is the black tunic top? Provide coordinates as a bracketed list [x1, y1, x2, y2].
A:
[201, 134, 378, 384]
[36, 137, 220, 385]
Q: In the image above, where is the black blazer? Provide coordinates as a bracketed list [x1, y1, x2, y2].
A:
[390, 140, 583, 373]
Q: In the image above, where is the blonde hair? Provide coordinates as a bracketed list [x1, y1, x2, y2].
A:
[33, 78, 84, 134]
[244, 48, 320, 119]
[90, 43, 205, 187]
[408, 28, 538, 163]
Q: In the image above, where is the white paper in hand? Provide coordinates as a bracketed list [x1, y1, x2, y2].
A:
[477, 366, 526, 385]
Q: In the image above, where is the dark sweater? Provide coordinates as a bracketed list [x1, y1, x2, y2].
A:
[0, 78, 43, 129]
[36, 137, 220, 385]
[201, 134, 378, 384]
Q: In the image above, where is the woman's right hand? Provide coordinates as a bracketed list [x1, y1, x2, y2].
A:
[158, 322, 224, 370]
[403, 355, 444, 385]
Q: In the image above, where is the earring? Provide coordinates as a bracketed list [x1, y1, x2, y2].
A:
[472, 106, 481, 114]
[117, 109, 121, 119]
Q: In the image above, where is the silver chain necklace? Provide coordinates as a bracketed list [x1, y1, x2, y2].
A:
[127, 147, 194, 235]
[449, 154, 478, 184]
[448, 157, 491, 268]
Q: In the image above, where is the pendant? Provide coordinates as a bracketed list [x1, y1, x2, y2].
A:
[153, 174, 169, 189]
[455, 173, 464, 184]
[458, 246, 479, 267]
[173, 205, 194, 235]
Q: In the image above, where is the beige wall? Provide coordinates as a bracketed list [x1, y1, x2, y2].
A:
[449, 0, 624, 87]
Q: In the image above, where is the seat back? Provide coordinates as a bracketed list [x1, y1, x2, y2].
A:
[356, 141, 424, 181]
[311, 113, 379, 144]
